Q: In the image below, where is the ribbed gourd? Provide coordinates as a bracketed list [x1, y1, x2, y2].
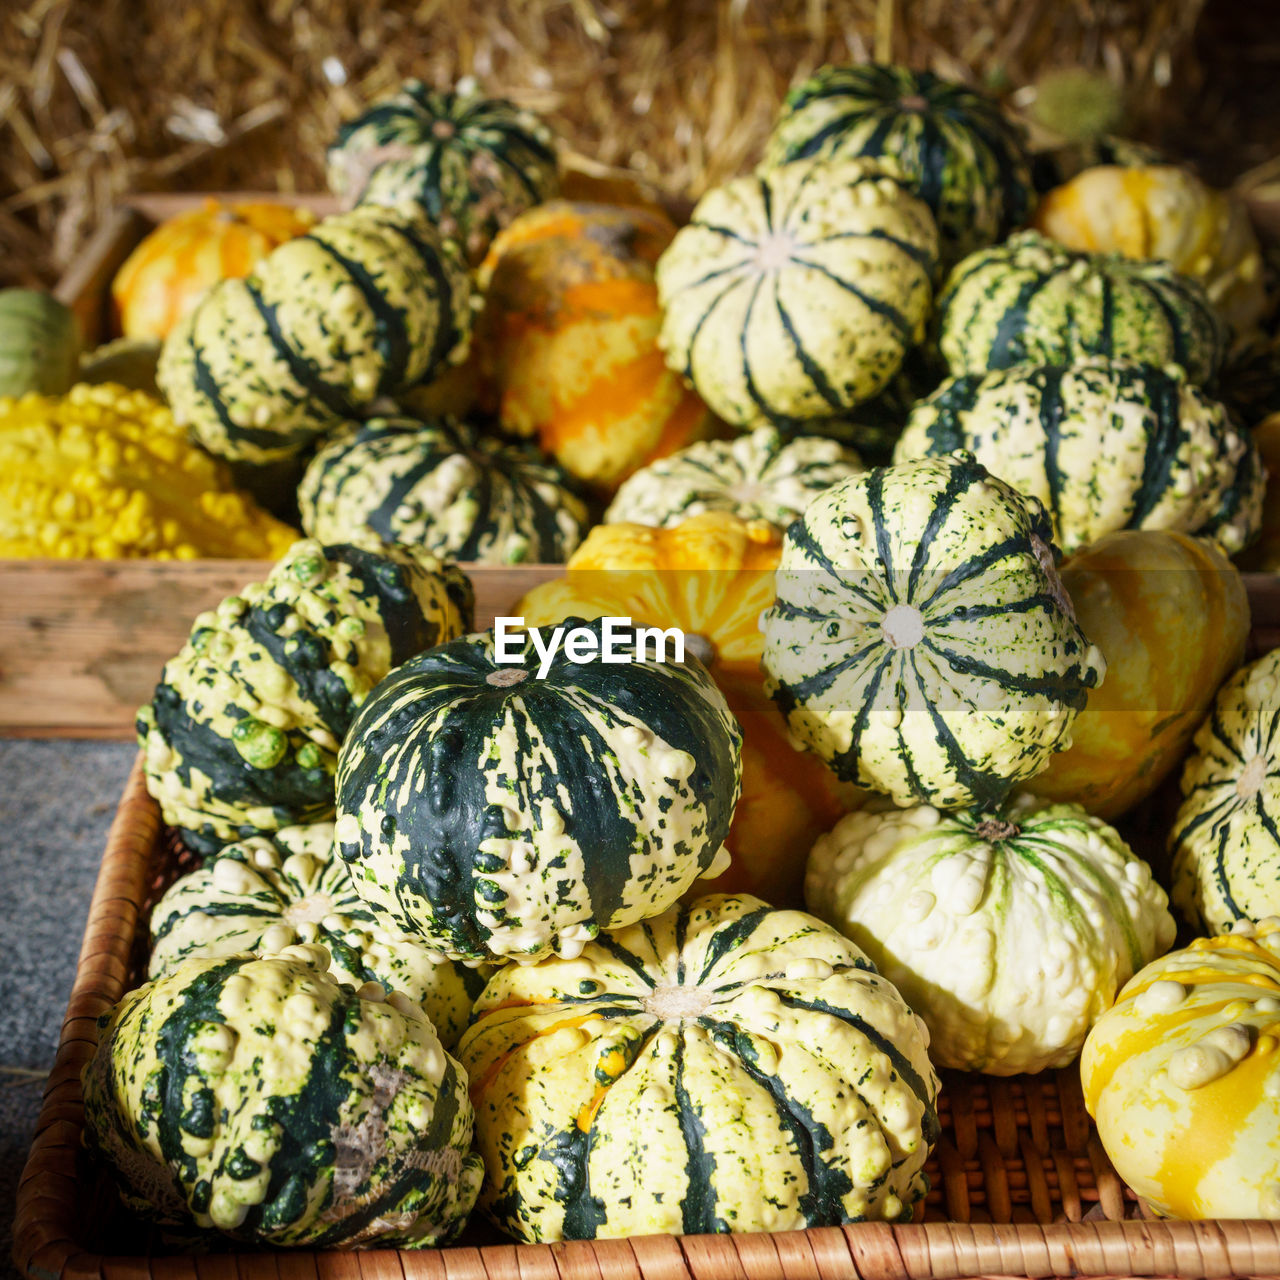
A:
[517, 513, 858, 906]
[459, 894, 940, 1239]
[806, 795, 1175, 1074]
[895, 359, 1264, 557]
[297, 415, 590, 565]
[0, 383, 297, 560]
[82, 945, 483, 1246]
[1170, 650, 1280, 934]
[656, 157, 938, 428]
[935, 230, 1225, 384]
[137, 538, 472, 855]
[761, 64, 1034, 267]
[148, 823, 488, 1049]
[762, 453, 1104, 810]
[0, 289, 80, 397]
[158, 204, 472, 465]
[1081, 920, 1280, 1220]
[335, 616, 742, 964]
[603, 426, 863, 530]
[1027, 530, 1249, 819]
[327, 80, 559, 265]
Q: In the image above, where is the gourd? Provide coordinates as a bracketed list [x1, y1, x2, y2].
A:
[603, 426, 863, 530]
[148, 823, 487, 1049]
[298, 415, 590, 565]
[1081, 919, 1280, 1219]
[77, 337, 160, 396]
[0, 289, 80, 398]
[1239, 414, 1280, 572]
[1033, 164, 1269, 339]
[761, 64, 1034, 267]
[111, 199, 316, 340]
[1027, 530, 1249, 819]
[763, 453, 1104, 810]
[458, 893, 940, 1239]
[895, 359, 1264, 557]
[475, 201, 710, 490]
[335, 615, 742, 964]
[81, 944, 483, 1246]
[137, 537, 472, 855]
[157, 204, 472, 465]
[935, 230, 1225, 384]
[328, 80, 559, 265]
[517, 513, 857, 906]
[0, 383, 297, 560]
[656, 158, 938, 428]
[1170, 650, 1280, 933]
[806, 795, 1175, 1074]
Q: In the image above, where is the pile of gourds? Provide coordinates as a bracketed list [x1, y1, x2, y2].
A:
[69, 64, 1280, 1244]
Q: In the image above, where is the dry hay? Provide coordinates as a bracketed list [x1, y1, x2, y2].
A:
[0, 0, 1244, 290]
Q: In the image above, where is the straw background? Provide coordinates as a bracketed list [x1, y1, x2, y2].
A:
[0, 0, 1277, 290]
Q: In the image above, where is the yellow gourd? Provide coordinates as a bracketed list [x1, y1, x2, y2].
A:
[0, 383, 298, 559]
[517, 512, 858, 905]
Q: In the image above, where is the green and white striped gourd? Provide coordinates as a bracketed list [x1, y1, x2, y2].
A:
[327, 80, 559, 264]
[82, 945, 483, 1247]
[806, 795, 1175, 1074]
[762, 64, 1034, 267]
[148, 823, 488, 1049]
[137, 538, 472, 855]
[936, 230, 1226, 384]
[157, 205, 471, 465]
[603, 426, 862, 529]
[298, 415, 590, 565]
[656, 157, 938, 428]
[1170, 650, 1280, 933]
[895, 358, 1263, 556]
[762, 453, 1104, 809]
[335, 617, 743, 964]
[459, 893, 940, 1239]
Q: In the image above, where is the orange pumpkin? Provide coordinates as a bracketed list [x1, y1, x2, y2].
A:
[475, 201, 711, 492]
[516, 512, 859, 905]
[111, 199, 317, 340]
[1026, 529, 1249, 819]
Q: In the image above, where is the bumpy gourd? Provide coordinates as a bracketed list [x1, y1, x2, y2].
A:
[1170, 650, 1280, 933]
[148, 823, 487, 1048]
[1081, 919, 1280, 1219]
[0, 289, 80, 397]
[517, 513, 857, 906]
[806, 795, 1175, 1074]
[459, 894, 940, 1239]
[656, 158, 938, 427]
[1028, 530, 1249, 819]
[137, 538, 472, 855]
[896, 359, 1263, 556]
[603, 426, 863, 530]
[298, 415, 589, 565]
[0, 383, 297, 559]
[763, 453, 1104, 809]
[935, 231, 1225, 384]
[158, 204, 471, 465]
[335, 616, 742, 964]
[82, 945, 483, 1246]
[328, 80, 559, 264]
[762, 64, 1033, 267]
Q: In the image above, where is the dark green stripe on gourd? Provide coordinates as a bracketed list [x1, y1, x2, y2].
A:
[299, 415, 590, 564]
[335, 617, 742, 964]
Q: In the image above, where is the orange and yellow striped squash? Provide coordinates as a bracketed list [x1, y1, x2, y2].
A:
[475, 201, 711, 492]
[517, 512, 858, 906]
[112, 199, 317, 340]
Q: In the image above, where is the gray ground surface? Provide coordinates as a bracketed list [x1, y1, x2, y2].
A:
[0, 739, 136, 1279]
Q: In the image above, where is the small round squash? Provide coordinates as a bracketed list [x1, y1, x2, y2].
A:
[1081, 919, 1280, 1219]
[82, 944, 483, 1246]
[459, 894, 940, 1239]
[0, 289, 80, 398]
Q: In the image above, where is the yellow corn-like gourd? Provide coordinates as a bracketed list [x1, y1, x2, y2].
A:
[0, 383, 298, 559]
